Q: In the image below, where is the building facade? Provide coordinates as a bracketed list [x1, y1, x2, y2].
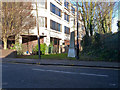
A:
[15, 0, 85, 54]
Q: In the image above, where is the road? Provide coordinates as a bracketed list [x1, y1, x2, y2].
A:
[2, 62, 120, 88]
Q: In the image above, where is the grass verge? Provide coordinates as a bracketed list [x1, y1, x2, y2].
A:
[16, 53, 109, 61]
[16, 53, 76, 60]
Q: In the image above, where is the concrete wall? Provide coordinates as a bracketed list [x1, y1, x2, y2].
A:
[0, 49, 17, 58]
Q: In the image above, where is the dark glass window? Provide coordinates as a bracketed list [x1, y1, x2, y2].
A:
[82, 25, 84, 30]
[50, 20, 61, 32]
[64, 13, 69, 22]
[71, 6, 75, 14]
[64, 26, 70, 34]
[50, 3, 61, 17]
[59, 10, 61, 17]
[54, 38, 57, 45]
[74, 19, 75, 25]
[64, 0, 69, 9]
[78, 23, 80, 28]
[58, 24, 61, 31]
[67, 15, 69, 22]
[58, 0, 60, 2]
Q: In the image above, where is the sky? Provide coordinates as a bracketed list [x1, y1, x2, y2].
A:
[112, 15, 118, 33]
[111, 1, 119, 33]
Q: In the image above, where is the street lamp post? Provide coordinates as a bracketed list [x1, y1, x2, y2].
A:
[36, 2, 41, 59]
[76, 1, 79, 59]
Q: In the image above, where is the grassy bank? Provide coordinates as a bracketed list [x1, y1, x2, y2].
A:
[16, 53, 115, 62]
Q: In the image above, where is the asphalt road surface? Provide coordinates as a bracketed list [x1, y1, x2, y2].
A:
[2, 62, 120, 88]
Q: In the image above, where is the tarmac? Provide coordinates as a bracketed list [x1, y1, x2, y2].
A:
[1, 58, 120, 69]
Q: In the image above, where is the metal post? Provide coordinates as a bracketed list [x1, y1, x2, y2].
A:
[76, 1, 79, 59]
[36, 2, 41, 59]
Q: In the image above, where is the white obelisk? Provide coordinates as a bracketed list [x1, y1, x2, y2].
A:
[68, 31, 76, 57]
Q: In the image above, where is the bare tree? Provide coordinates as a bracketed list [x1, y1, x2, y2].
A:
[95, 2, 115, 34]
[78, 0, 97, 36]
[1, 2, 36, 49]
[78, 1, 116, 36]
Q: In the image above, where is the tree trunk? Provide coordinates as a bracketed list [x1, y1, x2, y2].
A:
[90, 19, 93, 36]
[3, 37, 7, 50]
[101, 20, 106, 33]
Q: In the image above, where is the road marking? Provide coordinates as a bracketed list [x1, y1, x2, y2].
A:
[32, 68, 108, 77]
[109, 83, 116, 86]
[79, 73, 108, 77]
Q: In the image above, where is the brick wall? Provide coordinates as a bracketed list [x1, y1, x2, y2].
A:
[22, 38, 44, 53]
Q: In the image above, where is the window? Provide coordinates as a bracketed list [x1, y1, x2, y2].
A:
[74, 19, 75, 25]
[64, 0, 69, 9]
[78, 23, 80, 28]
[58, 0, 60, 2]
[71, 6, 75, 14]
[50, 3, 55, 13]
[50, 3, 61, 17]
[64, 26, 70, 34]
[50, 20, 61, 32]
[82, 25, 84, 30]
[54, 38, 58, 45]
[39, 17, 46, 27]
[58, 24, 61, 31]
[64, 13, 69, 22]
[37, 0, 46, 9]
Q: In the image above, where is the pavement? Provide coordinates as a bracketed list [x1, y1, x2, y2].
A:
[1, 58, 120, 69]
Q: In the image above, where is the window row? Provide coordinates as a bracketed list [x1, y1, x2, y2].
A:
[50, 20, 61, 32]
[50, 3, 61, 17]
[64, 26, 70, 34]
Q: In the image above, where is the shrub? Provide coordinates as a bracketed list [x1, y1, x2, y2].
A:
[92, 33, 101, 48]
[33, 43, 47, 55]
[48, 42, 53, 54]
[10, 43, 23, 55]
[81, 35, 91, 49]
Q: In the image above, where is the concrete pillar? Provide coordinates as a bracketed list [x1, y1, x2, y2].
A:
[15, 35, 22, 45]
[47, 0, 50, 30]
[15, 35, 23, 53]
[44, 36, 50, 54]
[61, 0, 65, 53]
[43, 0, 51, 54]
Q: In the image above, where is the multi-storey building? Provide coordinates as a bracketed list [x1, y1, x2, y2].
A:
[15, 0, 85, 54]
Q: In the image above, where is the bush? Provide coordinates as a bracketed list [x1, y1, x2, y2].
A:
[81, 35, 92, 49]
[92, 33, 101, 48]
[33, 43, 47, 55]
[80, 32, 119, 62]
[48, 42, 53, 54]
[10, 43, 23, 55]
